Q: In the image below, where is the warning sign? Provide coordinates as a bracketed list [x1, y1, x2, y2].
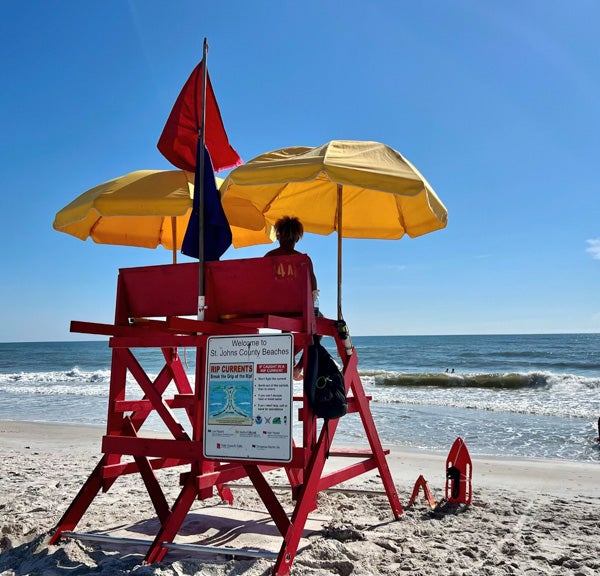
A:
[204, 333, 294, 462]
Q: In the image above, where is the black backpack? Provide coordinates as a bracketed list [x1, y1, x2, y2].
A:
[304, 338, 347, 421]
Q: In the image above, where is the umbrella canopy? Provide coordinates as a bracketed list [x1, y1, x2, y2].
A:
[53, 170, 272, 263]
[221, 140, 448, 317]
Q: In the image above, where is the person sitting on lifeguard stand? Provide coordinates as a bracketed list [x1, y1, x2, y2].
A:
[265, 216, 320, 378]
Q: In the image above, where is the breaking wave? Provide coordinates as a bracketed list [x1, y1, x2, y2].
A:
[359, 370, 600, 391]
[0, 368, 160, 397]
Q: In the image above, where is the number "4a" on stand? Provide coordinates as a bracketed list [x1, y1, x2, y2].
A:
[276, 263, 296, 279]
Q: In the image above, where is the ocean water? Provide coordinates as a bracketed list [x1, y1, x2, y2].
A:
[1, 334, 599, 462]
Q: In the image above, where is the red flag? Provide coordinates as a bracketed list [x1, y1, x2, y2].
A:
[157, 62, 242, 172]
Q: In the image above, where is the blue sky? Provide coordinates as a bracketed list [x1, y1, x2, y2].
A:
[1, 0, 599, 342]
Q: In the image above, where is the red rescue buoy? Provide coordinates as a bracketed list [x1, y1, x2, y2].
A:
[445, 437, 472, 504]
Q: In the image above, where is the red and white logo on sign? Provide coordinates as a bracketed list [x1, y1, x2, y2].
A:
[257, 363, 287, 374]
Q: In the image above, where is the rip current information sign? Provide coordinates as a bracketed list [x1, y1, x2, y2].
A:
[203, 333, 294, 462]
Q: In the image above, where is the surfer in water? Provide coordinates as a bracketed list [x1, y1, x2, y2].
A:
[596, 417, 600, 443]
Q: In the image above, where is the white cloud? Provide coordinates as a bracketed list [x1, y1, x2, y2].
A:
[585, 238, 600, 260]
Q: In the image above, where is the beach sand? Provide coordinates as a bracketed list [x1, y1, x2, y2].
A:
[1, 420, 599, 575]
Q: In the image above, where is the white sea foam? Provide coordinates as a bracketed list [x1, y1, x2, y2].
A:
[359, 371, 600, 420]
[2, 336, 599, 461]
[0, 368, 171, 397]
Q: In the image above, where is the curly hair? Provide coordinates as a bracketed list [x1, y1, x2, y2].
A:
[275, 216, 304, 248]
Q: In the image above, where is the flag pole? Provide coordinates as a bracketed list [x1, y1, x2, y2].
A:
[196, 38, 209, 320]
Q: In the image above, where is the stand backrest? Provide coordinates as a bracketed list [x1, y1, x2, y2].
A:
[115, 262, 198, 323]
[204, 254, 313, 323]
[114, 255, 313, 330]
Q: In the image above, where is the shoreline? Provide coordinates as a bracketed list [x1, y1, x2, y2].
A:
[2, 419, 598, 497]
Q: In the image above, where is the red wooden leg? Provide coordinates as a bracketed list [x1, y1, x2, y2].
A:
[49, 456, 107, 544]
[144, 470, 198, 564]
[244, 465, 290, 536]
[273, 427, 330, 575]
[135, 456, 171, 523]
[347, 354, 403, 518]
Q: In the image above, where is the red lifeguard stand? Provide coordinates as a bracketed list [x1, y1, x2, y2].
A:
[49, 254, 402, 575]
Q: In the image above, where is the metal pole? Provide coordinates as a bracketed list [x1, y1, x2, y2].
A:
[60, 532, 278, 560]
[165, 541, 278, 560]
[171, 216, 177, 264]
[337, 183, 343, 321]
[197, 38, 208, 320]
[336, 183, 353, 354]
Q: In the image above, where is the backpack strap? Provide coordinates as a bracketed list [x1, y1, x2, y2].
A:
[303, 336, 319, 406]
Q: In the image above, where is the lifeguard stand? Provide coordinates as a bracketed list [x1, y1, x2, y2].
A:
[49, 255, 402, 575]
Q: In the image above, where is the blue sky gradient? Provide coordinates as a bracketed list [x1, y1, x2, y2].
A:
[1, 1, 599, 341]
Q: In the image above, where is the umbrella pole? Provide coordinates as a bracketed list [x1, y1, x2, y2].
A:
[337, 183, 353, 355]
[337, 183, 343, 321]
[171, 217, 177, 264]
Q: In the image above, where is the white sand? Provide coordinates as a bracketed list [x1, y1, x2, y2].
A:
[1, 420, 599, 575]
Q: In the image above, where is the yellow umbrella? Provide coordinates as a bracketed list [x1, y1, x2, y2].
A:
[221, 140, 448, 318]
[53, 170, 273, 263]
